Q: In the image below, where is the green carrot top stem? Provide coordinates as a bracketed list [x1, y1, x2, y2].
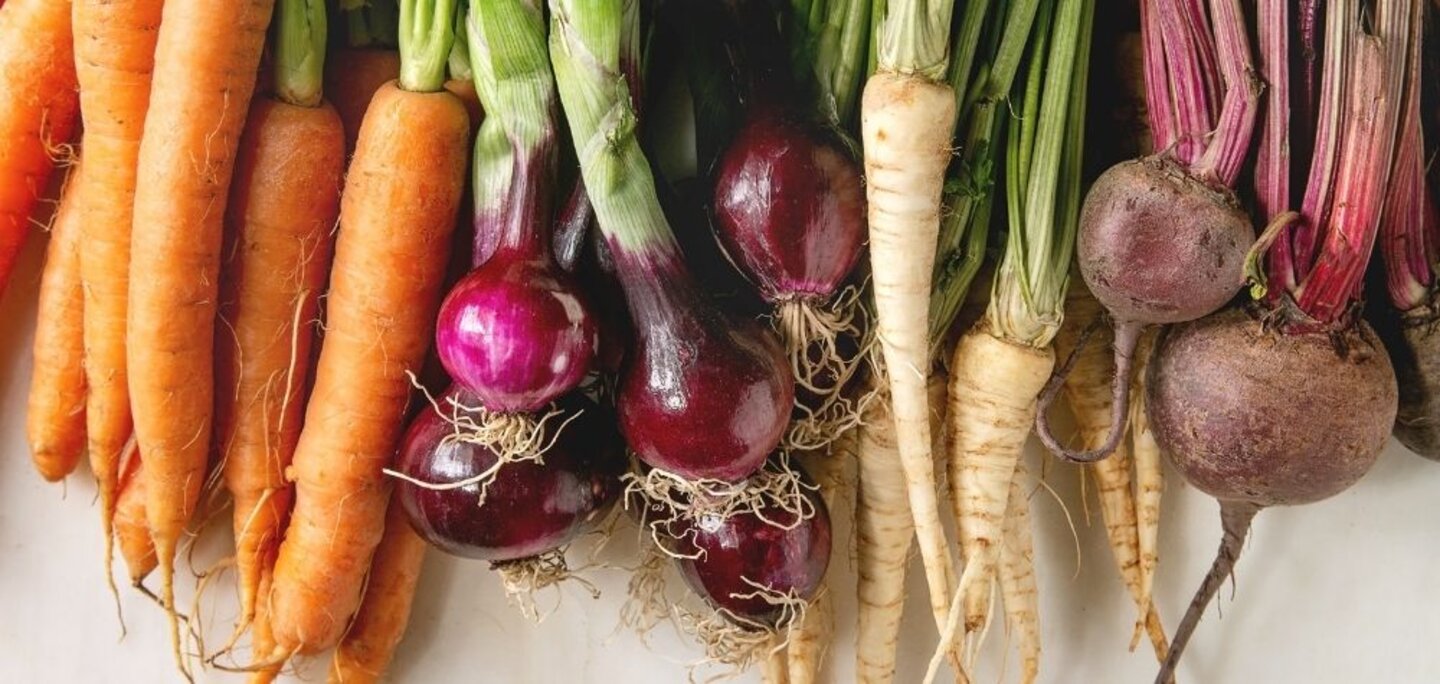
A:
[875, 0, 956, 79]
[343, 0, 399, 48]
[274, 0, 328, 108]
[549, 0, 680, 261]
[988, 0, 1092, 348]
[449, 6, 473, 81]
[399, 0, 460, 92]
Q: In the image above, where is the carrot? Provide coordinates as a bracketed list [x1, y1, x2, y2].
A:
[997, 463, 1039, 684]
[215, 0, 344, 636]
[1053, 286, 1168, 661]
[71, 0, 165, 600]
[114, 441, 158, 585]
[248, 570, 282, 684]
[26, 163, 86, 482]
[267, 0, 467, 655]
[125, 0, 276, 672]
[329, 493, 429, 684]
[1129, 328, 1163, 633]
[860, 0, 960, 646]
[0, 0, 80, 299]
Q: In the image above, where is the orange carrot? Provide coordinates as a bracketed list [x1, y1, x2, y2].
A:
[0, 0, 80, 298]
[26, 164, 86, 482]
[328, 493, 429, 684]
[248, 569, 282, 684]
[216, 12, 346, 631]
[267, 67, 469, 654]
[126, 0, 275, 671]
[72, 0, 166, 595]
[325, 49, 400, 155]
[114, 442, 158, 585]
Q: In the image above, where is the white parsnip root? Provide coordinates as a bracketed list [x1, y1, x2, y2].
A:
[998, 462, 1039, 684]
[946, 324, 1054, 665]
[1130, 329, 1164, 636]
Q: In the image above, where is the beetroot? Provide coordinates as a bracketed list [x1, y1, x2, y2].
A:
[1382, 306, 1440, 458]
[1146, 307, 1397, 680]
[395, 388, 626, 562]
[670, 473, 831, 625]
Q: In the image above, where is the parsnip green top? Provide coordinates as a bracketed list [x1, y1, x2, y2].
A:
[875, 0, 955, 79]
[989, 0, 1092, 349]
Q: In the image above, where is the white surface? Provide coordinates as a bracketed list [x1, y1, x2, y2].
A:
[6, 227, 1440, 684]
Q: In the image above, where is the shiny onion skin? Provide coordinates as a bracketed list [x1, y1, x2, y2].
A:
[396, 389, 626, 561]
[672, 473, 831, 624]
[711, 111, 866, 303]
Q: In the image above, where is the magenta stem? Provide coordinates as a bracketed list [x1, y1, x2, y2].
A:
[1141, 0, 1177, 154]
[1191, 0, 1258, 188]
[1290, 0, 1349, 288]
[1380, 0, 1431, 311]
[1255, 0, 1293, 294]
[1154, 0, 1215, 166]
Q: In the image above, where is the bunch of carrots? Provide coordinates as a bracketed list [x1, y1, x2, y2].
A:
[4, 0, 1437, 682]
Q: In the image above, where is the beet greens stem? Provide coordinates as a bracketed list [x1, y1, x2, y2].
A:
[1380, 0, 1432, 311]
[1154, 0, 1217, 165]
[1140, 0, 1176, 154]
[1190, 0, 1259, 188]
[1155, 501, 1260, 684]
[1255, 0, 1294, 293]
[1290, 0, 1351, 282]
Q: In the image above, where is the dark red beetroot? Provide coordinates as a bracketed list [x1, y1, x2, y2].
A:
[395, 388, 626, 561]
[1146, 306, 1396, 681]
[615, 250, 793, 483]
[1383, 306, 1440, 458]
[711, 112, 865, 303]
[670, 473, 831, 625]
[1034, 157, 1253, 463]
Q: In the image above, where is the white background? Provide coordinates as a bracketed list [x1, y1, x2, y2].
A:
[5, 222, 1440, 684]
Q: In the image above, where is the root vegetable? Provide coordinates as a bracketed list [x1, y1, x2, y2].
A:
[27, 164, 86, 482]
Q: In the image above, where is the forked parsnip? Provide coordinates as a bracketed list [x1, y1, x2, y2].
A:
[997, 463, 1039, 684]
[945, 0, 1092, 677]
[860, 0, 960, 644]
[1053, 287, 1167, 661]
[1129, 329, 1164, 649]
[854, 376, 948, 683]
[788, 440, 855, 684]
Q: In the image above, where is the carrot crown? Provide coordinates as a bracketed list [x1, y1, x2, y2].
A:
[275, 0, 328, 107]
[550, 0, 684, 262]
[399, 0, 460, 92]
[874, 0, 956, 78]
[988, 0, 1092, 348]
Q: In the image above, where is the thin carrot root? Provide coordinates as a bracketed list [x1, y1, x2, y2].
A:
[946, 324, 1055, 665]
[114, 442, 157, 585]
[27, 164, 87, 482]
[1131, 329, 1164, 635]
[247, 570, 283, 684]
[861, 69, 960, 642]
[998, 463, 1040, 684]
[626, 459, 820, 556]
[329, 494, 429, 684]
[778, 286, 873, 452]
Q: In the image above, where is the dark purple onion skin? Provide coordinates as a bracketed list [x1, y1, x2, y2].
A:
[435, 255, 599, 413]
[396, 388, 627, 562]
[1079, 156, 1252, 326]
[672, 475, 831, 624]
[711, 111, 866, 302]
[1147, 306, 1396, 507]
[612, 248, 793, 482]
